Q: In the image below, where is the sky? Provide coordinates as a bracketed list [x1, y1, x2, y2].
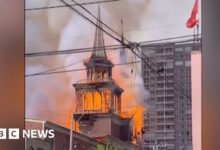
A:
[26, 0, 201, 52]
[25, 0, 201, 127]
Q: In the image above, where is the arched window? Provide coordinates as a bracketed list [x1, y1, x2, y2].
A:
[93, 92, 101, 110]
[85, 92, 93, 111]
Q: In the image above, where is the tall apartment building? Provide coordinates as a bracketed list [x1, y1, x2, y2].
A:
[141, 41, 200, 150]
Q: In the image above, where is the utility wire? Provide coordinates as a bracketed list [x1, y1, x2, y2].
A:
[26, 0, 196, 137]
[25, 43, 197, 99]
[71, 0, 130, 43]
[26, 50, 118, 77]
[140, 34, 201, 45]
[28, 0, 128, 44]
[59, 0, 124, 45]
[28, 0, 201, 51]
[29, 0, 198, 100]
[25, 22, 188, 44]
[138, 48, 192, 99]
[26, 49, 193, 103]
[26, 60, 83, 76]
[25, 60, 141, 77]
[26, 37, 199, 77]
[26, 45, 124, 57]
[26, 37, 201, 57]
[26, 67, 84, 77]
[26, 0, 124, 11]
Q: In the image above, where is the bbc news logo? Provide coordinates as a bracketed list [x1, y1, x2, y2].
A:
[0, 128, 55, 139]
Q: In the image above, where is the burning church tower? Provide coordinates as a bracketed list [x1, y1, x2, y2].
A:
[73, 8, 132, 142]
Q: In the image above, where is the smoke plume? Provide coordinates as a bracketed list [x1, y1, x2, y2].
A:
[26, 0, 194, 129]
[26, 0, 151, 128]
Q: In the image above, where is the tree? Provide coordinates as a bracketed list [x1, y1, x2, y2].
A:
[91, 144, 123, 150]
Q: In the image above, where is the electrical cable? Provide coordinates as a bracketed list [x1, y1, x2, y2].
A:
[25, 22, 190, 44]
[25, 37, 201, 57]
[71, 0, 130, 43]
[25, 60, 142, 77]
[26, 0, 125, 11]
[26, 50, 116, 77]
[26, 45, 124, 57]
[26, 59, 83, 76]
[59, 0, 129, 46]
[28, 0, 199, 102]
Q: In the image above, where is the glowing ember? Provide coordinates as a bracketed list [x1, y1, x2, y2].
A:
[84, 92, 102, 111]
[113, 63, 146, 144]
[121, 105, 144, 143]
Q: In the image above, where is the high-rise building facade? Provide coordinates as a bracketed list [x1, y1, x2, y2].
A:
[141, 41, 200, 150]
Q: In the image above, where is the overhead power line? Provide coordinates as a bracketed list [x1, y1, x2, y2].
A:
[26, 36, 201, 57]
[26, 22, 188, 44]
[26, 44, 124, 57]
[25, 60, 141, 77]
[26, 50, 118, 77]
[58, 0, 192, 100]
[140, 34, 201, 45]
[26, 60, 83, 76]
[71, 0, 129, 43]
[26, 0, 124, 11]
[27, 0, 199, 101]
[59, 0, 124, 45]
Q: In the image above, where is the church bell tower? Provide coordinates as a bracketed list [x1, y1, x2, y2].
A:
[73, 7, 131, 141]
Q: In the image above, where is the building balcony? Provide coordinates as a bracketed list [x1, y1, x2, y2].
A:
[156, 130, 175, 133]
[156, 115, 175, 118]
[156, 102, 175, 105]
[157, 120, 175, 125]
[156, 94, 174, 97]
[156, 107, 175, 111]
[156, 80, 174, 83]
[156, 87, 174, 90]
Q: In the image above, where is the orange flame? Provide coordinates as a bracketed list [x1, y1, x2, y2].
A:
[84, 92, 102, 111]
[66, 110, 80, 132]
[120, 105, 144, 144]
[67, 56, 145, 144]
[113, 66, 145, 144]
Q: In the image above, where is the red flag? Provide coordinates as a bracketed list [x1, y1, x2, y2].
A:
[186, 0, 198, 28]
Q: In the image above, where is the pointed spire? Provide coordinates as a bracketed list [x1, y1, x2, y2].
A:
[91, 6, 107, 59]
[120, 18, 126, 64]
[121, 18, 124, 44]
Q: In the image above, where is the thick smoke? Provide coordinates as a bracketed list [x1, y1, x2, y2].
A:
[26, 0, 76, 126]
[26, 0, 150, 128]
[26, 0, 195, 129]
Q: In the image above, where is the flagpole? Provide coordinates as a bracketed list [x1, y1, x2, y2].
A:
[196, 0, 199, 49]
[193, 25, 196, 50]
[196, 21, 199, 49]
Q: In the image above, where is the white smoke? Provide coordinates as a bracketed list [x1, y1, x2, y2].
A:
[26, 0, 195, 128]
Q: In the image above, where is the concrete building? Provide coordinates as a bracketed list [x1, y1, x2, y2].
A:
[141, 41, 201, 150]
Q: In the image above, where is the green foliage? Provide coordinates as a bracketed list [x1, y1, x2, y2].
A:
[95, 144, 105, 150]
[92, 144, 123, 150]
[90, 144, 104, 150]
[108, 145, 123, 150]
